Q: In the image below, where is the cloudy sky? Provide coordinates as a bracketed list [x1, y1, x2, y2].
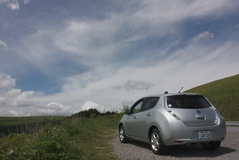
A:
[0, 0, 239, 116]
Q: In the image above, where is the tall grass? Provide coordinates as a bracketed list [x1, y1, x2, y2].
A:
[0, 116, 65, 136]
[0, 114, 122, 160]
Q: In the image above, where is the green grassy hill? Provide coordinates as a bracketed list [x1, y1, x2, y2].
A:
[186, 74, 239, 121]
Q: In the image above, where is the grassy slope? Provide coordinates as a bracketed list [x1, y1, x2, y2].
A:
[186, 74, 239, 121]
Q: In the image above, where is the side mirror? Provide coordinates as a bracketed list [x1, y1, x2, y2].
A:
[125, 110, 130, 115]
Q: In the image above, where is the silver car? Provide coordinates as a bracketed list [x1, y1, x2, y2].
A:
[119, 93, 226, 155]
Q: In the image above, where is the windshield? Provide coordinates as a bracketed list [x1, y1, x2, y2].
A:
[167, 95, 211, 109]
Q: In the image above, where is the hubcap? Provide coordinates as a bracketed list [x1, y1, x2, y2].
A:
[119, 127, 124, 141]
[151, 132, 159, 151]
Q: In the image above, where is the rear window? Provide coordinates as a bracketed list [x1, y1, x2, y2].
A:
[167, 95, 211, 109]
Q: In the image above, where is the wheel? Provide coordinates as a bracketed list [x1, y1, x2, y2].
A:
[150, 129, 166, 155]
[202, 141, 221, 151]
[119, 125, 129, 143]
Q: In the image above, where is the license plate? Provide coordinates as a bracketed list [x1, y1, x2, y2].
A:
[198, 131, 211, 139]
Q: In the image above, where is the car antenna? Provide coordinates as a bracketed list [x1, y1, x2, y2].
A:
[178, 87, 183, 93]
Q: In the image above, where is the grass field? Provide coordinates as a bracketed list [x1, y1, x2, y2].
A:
[186, 74, 239, 120]
[0, 113, 122, 160]
[0, 116, 66, 136]
[0, 116, 65, 126]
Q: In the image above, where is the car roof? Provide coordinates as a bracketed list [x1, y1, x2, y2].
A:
[143, 92, 201, 98]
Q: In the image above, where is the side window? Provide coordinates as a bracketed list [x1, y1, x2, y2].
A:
[141, 97, 159, 112]
[130, 99, 144, 114]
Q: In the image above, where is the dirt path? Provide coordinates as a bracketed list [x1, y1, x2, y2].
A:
[110, 126, 239, 160]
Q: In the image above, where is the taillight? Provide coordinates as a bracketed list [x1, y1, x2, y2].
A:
[168, 110, 180, 120]
[214, 109, 221, 124]
[164, 96, 180, 120]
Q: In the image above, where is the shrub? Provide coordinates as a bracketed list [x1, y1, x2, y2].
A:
[35, 125, 82, 160]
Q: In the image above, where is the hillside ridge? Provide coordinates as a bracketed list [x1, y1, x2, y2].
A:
[186, 74, 239, 120]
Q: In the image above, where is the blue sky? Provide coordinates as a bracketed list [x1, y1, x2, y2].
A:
[0, 0, 239, 116]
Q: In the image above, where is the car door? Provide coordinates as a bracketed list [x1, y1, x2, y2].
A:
[135, 97, 160, 140]
[124, 99, 144, 138]
[124, 97, 160, 141]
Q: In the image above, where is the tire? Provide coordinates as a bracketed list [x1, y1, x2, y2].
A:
[150, 129, 166, 155]
[202, 141, 221, 151]
[119, 125, 129, 143]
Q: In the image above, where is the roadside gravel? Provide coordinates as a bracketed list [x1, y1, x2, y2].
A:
[110, 126, 239, 160]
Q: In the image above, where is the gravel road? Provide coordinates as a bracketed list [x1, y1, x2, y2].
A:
[110, 126, 239, 160]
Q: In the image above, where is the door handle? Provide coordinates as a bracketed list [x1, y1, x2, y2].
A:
[133, 116, 136, 119]
[147, 113, 151, 117]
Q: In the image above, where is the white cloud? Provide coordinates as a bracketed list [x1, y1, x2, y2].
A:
[0, 96, 6, 104]
[0, 0, 22, 10]
[0, 0, 30, 7]
[0, 72, 16, 91]
[0, 73, 35, 107]
[116, 80, 154, 91]
[7, 0, 19, 10]
[36, 102, 71, 116]
[123, 0, 235, 38]
[54, 0, 231, 54]
[79, 101, 112, 113]
[53, 20, 119, 68]
[23, 0, 30, 4]
[7, 110, 20, 116]
[6, 88, 21, 96]
[235, 24, 239, 28]
[10, 90, 35, 107]
[15, 0, 237, 75]
[53, 39, 239, 112]
[192, 31, 214, 42]
[0, 40, 7, 48]
[0, 72, 72, 116]
[0, 0, 8, 4]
